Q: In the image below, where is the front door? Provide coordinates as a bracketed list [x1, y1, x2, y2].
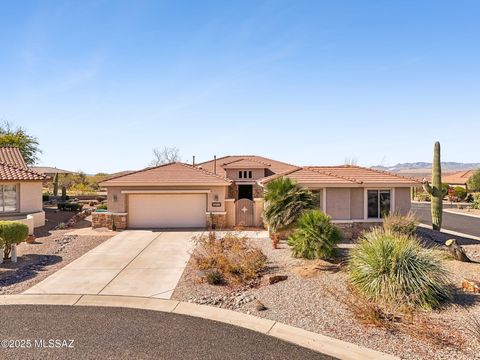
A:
[235, 198, 255, 226]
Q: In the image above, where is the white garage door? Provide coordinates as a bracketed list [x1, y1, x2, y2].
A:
[128, 194, 207, 228]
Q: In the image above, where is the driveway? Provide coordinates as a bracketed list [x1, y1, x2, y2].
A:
[24, 231, 196, 298]
[412, 203, 480, 237]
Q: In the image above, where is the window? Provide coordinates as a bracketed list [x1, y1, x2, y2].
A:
[243, 171, 247, 178]
[238, 171, 242, 179]
[367, 189, 391, 219]
[0, 184, 17, 213]
[248, 171, 252, 178]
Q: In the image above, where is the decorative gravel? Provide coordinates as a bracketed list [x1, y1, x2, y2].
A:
[172, 230, 480, 360]
[0, 208, 115, 294]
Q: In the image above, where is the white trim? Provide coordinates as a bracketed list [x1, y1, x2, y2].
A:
[363, 188, 394, 220]
[205, 211, 227, 215]
[105, 182, 230, 187]
[332, 219, 384, 224]
[121, 190, 211, 194]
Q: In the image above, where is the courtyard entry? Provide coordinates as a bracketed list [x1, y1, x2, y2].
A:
[235, 198, 254, 226]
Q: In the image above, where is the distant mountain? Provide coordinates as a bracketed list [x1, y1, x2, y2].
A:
[372, 162, 480, 173]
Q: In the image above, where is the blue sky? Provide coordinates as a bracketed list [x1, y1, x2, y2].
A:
[0, 1, 479, 173]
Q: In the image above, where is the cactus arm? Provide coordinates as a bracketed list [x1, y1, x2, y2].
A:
[422, 179, 433, 194]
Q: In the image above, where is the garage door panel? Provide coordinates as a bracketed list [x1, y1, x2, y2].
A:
[128, 194, 206, 228]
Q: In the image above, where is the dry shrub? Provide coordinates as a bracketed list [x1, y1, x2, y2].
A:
[383, 211, 418, 236]
[192, 232, 266, 285]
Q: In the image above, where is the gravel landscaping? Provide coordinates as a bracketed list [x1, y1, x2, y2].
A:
[172, 229, 480, 360]
[0, 207, 116, 294]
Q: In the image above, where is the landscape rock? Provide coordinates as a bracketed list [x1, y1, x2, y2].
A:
[255, 300, 267, 311]
[267, 275, 288, 285]
[462, 278, 480, 293]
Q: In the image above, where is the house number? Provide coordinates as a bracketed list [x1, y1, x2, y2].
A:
[212, 202, 221, 207]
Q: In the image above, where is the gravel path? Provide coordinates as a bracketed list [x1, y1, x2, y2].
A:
[0, 208, 115, 294]
[172, 231, 480, 360]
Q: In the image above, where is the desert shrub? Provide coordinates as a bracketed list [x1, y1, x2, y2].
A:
[288, 210, 340, 259]
[192, 232, 266, 285]
[0, 221, 29, 259]
[58, 202, 83, 211]
[348, 229, 452, 310]
[471, 193, 480, 209]
[468, 169, 480, 192]
[453, 186, 467, 201]
[383, 211, 418, 236]
[263, 177, 317, 234]
[42, 192, 51, 201]
[96, 203, 108, 210]
[414, 192, 431, 202]
[205, 269, 224, 285]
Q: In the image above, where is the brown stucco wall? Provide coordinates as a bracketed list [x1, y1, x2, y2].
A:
[350, 188, 364, 219]
[395, 187, 412, 215]
[226, 168, 266, 181]
[326, 188, 351, 220]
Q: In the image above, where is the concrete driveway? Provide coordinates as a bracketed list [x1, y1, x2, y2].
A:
[24, 231, 196, 299]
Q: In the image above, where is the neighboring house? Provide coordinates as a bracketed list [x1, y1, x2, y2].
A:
[98, 155, 419, 236]
[0, 146, 48, 234]
[29, 166, 74, 178]
[442, 170, 477, 190]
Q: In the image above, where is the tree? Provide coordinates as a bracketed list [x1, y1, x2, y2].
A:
[263, 177, 317, 235]
[0, 121, 41, 165]
[150, 146, 181, 166]
[468, 169, 480, 192]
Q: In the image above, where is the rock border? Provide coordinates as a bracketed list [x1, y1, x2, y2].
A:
[0, 294, 398, 360]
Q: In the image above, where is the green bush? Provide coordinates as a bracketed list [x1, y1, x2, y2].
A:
[347, 229, 452, 310]
[414, 192, 431, 202]
[468, 170, 480, 192]
[58, 202, 84, 211]
[472, 193, 480, 209]
[0, 221, 29, 259]
[288, 210, 341, 259]
[96, 203, 107, 210]
[42, 192, 51, 201]
[453, 186, 467, 201]
[382, 212, 418, 236]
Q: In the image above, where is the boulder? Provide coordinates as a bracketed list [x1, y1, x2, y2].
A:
[462, 279, 480, 293]
[255, 300, 267, 311]
[267, 275, 288, 285]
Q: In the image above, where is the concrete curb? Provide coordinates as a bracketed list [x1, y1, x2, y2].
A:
[418, 223, 480, 241]
[0, 294, 398, 360]
[443, 208, 480, 219]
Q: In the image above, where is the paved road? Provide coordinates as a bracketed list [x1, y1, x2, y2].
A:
[0, 305, 333, 360]
[412, 203, 480, 237]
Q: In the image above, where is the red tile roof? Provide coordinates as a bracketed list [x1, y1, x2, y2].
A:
[100, 162, 231, 186]
[0, 146, 27, 169]
[442, 170, 477, 185]
[259, 165, 420, 186]
[0, 162, 48, 181]
[198, 155, 298, 176]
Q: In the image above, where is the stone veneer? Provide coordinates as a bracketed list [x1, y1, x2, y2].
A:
[92, 212, 127, 230]
[334, 222, 383, 240]
[206, 213, 226, 230]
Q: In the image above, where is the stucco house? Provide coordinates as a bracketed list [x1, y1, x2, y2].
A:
[0, 146, 48, 234]
[97, 155, 419, 237]
[442, 169, 477, 190]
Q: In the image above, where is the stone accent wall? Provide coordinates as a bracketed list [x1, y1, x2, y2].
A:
[335, 222, 382, 240]
[228, 184, 238, 199]
[253, 184, 263, 198]
[206, 213, 226, 229]
[92, 212, 127, 230]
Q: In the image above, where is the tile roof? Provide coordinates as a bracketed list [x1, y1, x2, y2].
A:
[0, 162, 48, 181]
[99, 162, 231, 186]
[222, 158, 271, 169]
[442, 170, 477, 185]
[29, 166, 74, 175]
[198, 155, 298, 176]
[0, 146, 27, 169]
[259, 165, 420, 186]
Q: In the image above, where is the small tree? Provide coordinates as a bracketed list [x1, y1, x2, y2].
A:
[0, 221, 29, 260]
[0, 121, 41, 165]
[468, 170, 480, 192]
[150, 146, 181, 166]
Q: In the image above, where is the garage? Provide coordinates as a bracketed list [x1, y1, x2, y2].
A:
[128, 193, 207, 228]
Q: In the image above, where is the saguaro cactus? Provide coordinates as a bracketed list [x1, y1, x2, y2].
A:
[422, 142, 446, 230]
[53, 173, 59, 197]
[61, 185, 67, 202]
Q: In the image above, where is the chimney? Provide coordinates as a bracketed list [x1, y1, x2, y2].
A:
[192, 156, 195, 166]
[214, 155, 217, 174]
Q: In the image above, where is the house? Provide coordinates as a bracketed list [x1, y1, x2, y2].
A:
[442, 170, 477, 190]
[0, 146, 48, 234]
[97, 155, 419, 237]
[29, 166, 74, 178]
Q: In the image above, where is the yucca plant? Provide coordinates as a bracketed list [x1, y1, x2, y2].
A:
[263, 177, 316, 234]
[288, 210, 341, 259]
[348, 229, 452, 310]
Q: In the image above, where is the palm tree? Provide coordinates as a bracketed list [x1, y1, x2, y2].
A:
[263, 177, 317, 235]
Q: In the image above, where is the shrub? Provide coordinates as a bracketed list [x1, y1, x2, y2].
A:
[42, 192, 51, 201]
[58, 202, 84, 211]
[96, 203, 107, 210]
[414, 192, 431, 202]
[288, 210, 341, 259]
[347, 229, 452, 310]
[472, 193, 480, 209]
[0, 221, 29, 259]
[453, 186, 467, 201]
[192, 232, 266, 285]
[383, 211, 418, 236]
[468, 169, 480, 192]
[263, 177, 317, 234]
